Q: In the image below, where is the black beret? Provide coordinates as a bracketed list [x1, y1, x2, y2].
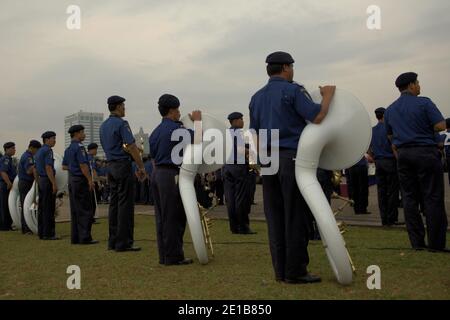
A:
[395, 72, 418, 88]
[227, 112, 243, 121]
[87, 143, 98, 150]
[374, 107, 386, 114]
[107, 95, 126, 105]
[41, 131, 56, 139]
[266, 51, 295, 65]
[3, 142, 15, 149]
[29, 140, 42, 149]
[68, 124, 85, 134]
[158, 94, 180, 109]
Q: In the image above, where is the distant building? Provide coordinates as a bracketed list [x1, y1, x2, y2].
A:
[64, 110, 105, 158]
[134, 127, 150, 156]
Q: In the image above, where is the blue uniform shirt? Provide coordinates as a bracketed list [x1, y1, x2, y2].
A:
[18, 150, 35, 182]
[249, 77, 322, 150]
[371, 122, 394, 160]
[149, 118, 194, 166]
[99, 115, 136, 161]
[384, 92, 444, 147]
[35, 144, 54, 177]
[353, 157, 368, 167]
[63, 140, 90, 176]
[87, 154, 96, 171]
[0, 155, 17, 183]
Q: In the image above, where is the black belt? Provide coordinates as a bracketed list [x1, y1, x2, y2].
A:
[155, 164, 180, 170]
[397, 144, 437, 149]
[107, 159, 130, 163]
[69, 174, 84, 178]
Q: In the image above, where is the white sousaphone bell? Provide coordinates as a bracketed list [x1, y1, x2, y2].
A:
[9, 153, 68, 234]
[295, 89, 372, 285]
[179, 113, 233, 264]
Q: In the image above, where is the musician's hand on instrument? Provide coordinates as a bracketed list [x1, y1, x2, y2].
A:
[189, 110, 202, 122]
[137, 167, 146, 182]
[88, 180, 95, 192]
[319, 85, 336, 97]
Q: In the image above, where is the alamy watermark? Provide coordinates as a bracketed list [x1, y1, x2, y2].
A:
[170, 124, 280, 175]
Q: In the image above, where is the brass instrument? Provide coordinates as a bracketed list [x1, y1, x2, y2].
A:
[196, 173, 221, 257]
[331, 170, 343, 187]
[331, 192, 356, 273]
[198, 202, 214, 257]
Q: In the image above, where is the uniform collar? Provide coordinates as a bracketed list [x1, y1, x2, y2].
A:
[268, 76, 288, 83]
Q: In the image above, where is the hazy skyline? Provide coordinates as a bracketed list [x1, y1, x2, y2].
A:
[2, 0, 450, 155]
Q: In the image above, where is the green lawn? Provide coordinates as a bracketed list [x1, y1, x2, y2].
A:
[0, 215, 449, 300]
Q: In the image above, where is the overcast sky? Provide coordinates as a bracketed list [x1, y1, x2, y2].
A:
[1, 0, 450, 155]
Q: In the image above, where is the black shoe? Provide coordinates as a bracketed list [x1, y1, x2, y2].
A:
[393, 222, 405, 226]
[413, 246, 427, 251]
[427, 247, 450, 253]
[80, 240, 99, 245]
[285, 273, 322, 284]
[115, 246, 141, 252]
[43, 236, 61, 241]
[240, 229, 257, 235]
[165, 258, 194, 266]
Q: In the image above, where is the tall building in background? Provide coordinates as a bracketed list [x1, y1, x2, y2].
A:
[64, 111, 105, 158]
[134, 127, 150, 156]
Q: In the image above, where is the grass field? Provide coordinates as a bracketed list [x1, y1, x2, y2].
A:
[0, 215, 449, 300]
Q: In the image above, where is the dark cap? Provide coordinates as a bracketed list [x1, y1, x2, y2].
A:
[3, 142, 15, 150]
[374, 107, 386, 114]
[158, 94, 180, 109]
[29, 140, 42, 149]
[227, 112, 243, 121]
[266, 51, 295, 65]
[68, 124, 85, 134]
[41, 131, 56, 140]
[107, 95, 126, 106]
[395, 72, 418, 88]
[87, 143, 98, 150]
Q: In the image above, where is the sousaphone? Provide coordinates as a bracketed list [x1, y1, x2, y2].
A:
[179, 113, 233, 264]
[295, 89, 372, 285]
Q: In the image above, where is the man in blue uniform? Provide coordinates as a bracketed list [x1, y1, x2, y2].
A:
[249, 51, 335, 283]
[87, 143, 99, 223]
[347, 157, 370, 215]
[223, 112, 255, 234]
[100, 95, 145, 252]
[369, 107, 400, 226]
[149, 94, 201, 266]
[0, 142, 17, 231]
[35, 131, 59, 240]
[18, 140, 42, 234]
[385, 72, 448, 253]
[64, 125, 98, 245]
[143, 156, 154, 205]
